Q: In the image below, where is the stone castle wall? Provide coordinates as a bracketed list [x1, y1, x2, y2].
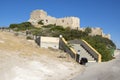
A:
[28, 10, 80, 29]
[80, 27, 111, 39]
[89, 27, 103, 36]
[90, 27, 111, 39]
[28, 10, 110, 39]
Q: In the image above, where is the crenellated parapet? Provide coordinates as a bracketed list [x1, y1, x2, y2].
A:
[80, 27, 111, 39]
[28, 10, 80, 29]
[28, 10, 110, 39]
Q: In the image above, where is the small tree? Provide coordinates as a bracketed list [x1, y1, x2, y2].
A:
[9, 24, 18, 29]
[38, 20, 44, 25]
[85, 27, 92, 34]
[9, 22, 34, 31]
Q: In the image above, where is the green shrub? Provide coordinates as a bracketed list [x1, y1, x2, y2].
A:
[42, 24, 55, 28]
[83, 35, 116, 61]
[9, 22, 35, 31]
[38, 20, 44, 25]
[26, 36, 33, 40]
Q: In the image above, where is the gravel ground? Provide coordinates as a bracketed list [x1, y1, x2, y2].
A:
[0, 31, 84, 80]
[72, 50, 120, 80]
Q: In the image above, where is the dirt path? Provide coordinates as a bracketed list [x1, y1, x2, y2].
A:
[0, 31, 84, 80]
[72, 50, 120, 80]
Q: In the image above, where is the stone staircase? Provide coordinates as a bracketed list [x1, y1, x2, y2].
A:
[71, 44, 96, 62]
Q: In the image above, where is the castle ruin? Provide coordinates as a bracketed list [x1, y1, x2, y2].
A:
[80, 27, 111, 39]
[28, 10, 110, 39]
[28, 10, 80, 29]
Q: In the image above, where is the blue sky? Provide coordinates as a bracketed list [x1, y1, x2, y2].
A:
[0, 0, 120, 48]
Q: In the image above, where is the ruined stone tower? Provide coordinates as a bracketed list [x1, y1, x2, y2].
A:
[28, 10, 80, 29]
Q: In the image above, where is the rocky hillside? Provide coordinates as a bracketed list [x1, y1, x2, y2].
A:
[0, 31, 84, 80]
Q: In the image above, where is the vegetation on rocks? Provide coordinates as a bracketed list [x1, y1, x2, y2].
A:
[9, 22, 35, 31]
[9, 23, 116, 61]
[83, 36, 116, 61]
[38, 20, 44, 25]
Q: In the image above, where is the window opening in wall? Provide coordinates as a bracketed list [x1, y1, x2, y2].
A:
[62, 20, 64, 23]
[46, 20, 48, 23]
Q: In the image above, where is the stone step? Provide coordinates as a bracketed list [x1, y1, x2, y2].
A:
[72, 44, 96, 62]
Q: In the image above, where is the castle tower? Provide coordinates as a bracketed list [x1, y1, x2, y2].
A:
[28, 10, 80, 29]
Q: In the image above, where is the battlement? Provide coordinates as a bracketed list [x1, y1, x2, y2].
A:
[28, 10, 110, 39]
[28, 10, 80, 29]
[80, 27, 111, 39]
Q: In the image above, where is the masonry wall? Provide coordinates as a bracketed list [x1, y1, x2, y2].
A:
[28, 10, 80, 29]
[89, 28, 103, 36]
[59, 37, 77, 59]
[40, 36, 59, 49]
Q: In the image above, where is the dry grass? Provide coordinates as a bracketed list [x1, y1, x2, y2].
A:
[0, 31, 83, 80]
